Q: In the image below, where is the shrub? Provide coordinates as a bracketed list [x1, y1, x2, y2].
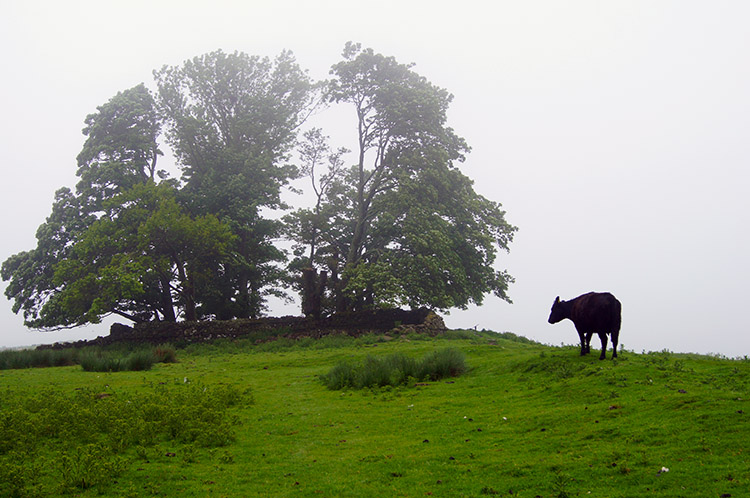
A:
[0, 344, 173, 372]
[80, 348, 161, 372]
[58, 444, 125, 490]
[79, 352, 123, 372]
[0, 348, 78, 370]
[418, 348, 467, 380]
[124, 350, 156, 371]
[321, 348, 468, 390]
[154, 343, 177, 363]
[322, 361, 357, 390]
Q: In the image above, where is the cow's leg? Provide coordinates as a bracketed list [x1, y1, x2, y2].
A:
[598, 333, 608, 360]
[584, 332, 593, 354]
[611, 331, 619, 358]
[578, 331, 588, 355]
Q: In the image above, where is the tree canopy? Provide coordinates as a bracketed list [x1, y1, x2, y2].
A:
[2, 44, 515, 330]
[287, 43, 516, 314]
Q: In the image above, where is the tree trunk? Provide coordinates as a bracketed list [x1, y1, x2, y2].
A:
[237, 272, 251, 319]
[159, 274, 176, 322]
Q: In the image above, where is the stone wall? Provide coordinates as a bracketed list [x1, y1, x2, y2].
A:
[38, 308, 447, 350]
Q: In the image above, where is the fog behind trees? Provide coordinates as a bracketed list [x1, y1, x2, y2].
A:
[1, 2, 748, 356]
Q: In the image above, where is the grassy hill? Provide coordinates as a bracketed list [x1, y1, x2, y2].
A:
[1, 330, 748, 497]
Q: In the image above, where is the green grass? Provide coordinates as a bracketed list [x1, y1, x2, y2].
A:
[0, 331, 748, 497]
[1, 343, 178, 372]
[321, 348, 467, 389]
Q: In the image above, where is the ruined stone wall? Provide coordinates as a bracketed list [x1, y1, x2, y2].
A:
[38, 308, 447, 350]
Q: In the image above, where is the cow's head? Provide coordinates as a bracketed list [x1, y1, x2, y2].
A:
[548, 296, 566, 324]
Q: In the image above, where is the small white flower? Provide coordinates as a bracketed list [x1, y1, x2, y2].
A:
[503, 417, 508, 421]
[184, 377, 188, 383]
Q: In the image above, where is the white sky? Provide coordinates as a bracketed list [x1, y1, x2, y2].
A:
[1, 1, 748, 356]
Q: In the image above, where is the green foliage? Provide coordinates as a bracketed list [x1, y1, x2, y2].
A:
[2, 85, 164, 329]
[551, 469, 573, 498]
[321, 347, 467, 389]
[0, 381, 249, 495]
[1, 188, 94, 329]
[287, 42, 516, 312]
[0, 348, 77, 369]
[4, 45, 515, 327]
[58, 444, 126, 491]
[0, 344, 177, 371]
[76, 83, 164, 211]
[155, 49, 317, 319]
[79, 349, 158, 372]
[154, 343, 177, 363]
[3, 50, 316, 327]
[51, 182, 236, 324]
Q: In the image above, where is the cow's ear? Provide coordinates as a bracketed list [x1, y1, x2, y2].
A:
[554, 296, 560, 304]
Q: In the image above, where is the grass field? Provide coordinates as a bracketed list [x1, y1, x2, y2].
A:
[1, 331, 748, 497]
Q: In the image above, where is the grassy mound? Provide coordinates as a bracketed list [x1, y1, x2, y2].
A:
[0, 330, 747, 497]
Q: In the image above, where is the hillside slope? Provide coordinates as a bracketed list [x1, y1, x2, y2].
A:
[1, 331, 748, 497]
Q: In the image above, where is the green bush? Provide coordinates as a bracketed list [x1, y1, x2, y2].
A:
[79, 351, 123, 372]
[124, 350, 156, 371]
[418, 348, 468, 380]
[0, 348, 78, 370]
[58, 444, 125, 491]
[0, 382, 249, 495]
[321, 348, 467, 390]
[79, 349, 154, 372]
[0, 344, 176, 372]
[154, 343, 178, 363]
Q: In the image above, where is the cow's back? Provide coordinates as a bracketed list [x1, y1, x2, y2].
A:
[570, 292, 621, 334]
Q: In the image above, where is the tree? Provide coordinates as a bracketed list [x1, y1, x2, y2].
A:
[154, 49, 317, 318]
[289, 43, 516, 312]
[76, 83, 165, 212]
[52, 182, 234, 325]
[284, 128, 347, 316]
[2, 84, 164, 329]
[1, 188, 93, 328]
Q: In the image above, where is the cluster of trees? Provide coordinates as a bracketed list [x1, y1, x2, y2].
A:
[2, 43, 517, 329]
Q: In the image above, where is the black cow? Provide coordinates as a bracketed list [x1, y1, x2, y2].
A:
[548, 292, 622, 360]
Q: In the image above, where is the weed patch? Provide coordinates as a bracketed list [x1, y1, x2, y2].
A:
[0, 348, 78, 370]
[320, 347, 467, 389]
[0, 382, 249, 496]
[0, 344, 178, 372]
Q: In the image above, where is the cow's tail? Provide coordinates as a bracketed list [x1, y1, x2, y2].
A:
[612, 298, 622, 334]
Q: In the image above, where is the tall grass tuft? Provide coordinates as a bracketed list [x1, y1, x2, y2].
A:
[154, 343, 178, 363]
[0, 348, 78, 370]
[418, 348, 468, 380]
[125, 350, 156, 371]
[321, 348, 467, 390]
[0, 344, 176, 372]
[79, 352, 124, 372]
[79, 350, 156, 372]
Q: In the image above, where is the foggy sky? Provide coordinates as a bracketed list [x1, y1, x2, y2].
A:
[1, 1, 748, 356]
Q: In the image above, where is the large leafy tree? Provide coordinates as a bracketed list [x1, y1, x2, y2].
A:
[154, 49, 317, 318]
[3, 46, 517, 332]
[1, 188, 93, 328]
[288, 43, 516, 313]
[2, 85, 164, 328]
[76, 83, 165, 212]
[52, 182, 234, 324]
